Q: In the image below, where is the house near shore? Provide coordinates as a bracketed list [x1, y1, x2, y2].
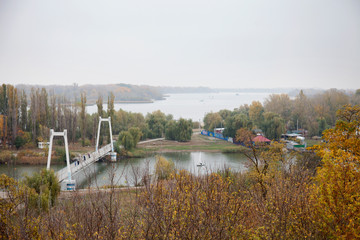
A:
[252, 135, 271, 145]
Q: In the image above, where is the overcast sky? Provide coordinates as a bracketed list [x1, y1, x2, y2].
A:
[0, 0, 359, 89]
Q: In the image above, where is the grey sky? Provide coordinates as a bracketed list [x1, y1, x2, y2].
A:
[0, 0, 359, 89]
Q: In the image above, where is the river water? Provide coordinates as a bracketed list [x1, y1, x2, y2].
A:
[87, 92, 271, 121]
[0, 152, 248, 188]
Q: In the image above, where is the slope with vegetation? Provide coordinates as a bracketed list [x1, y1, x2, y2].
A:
[1, 105, 359, 239]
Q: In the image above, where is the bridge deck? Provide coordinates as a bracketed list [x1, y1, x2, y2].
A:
[56, 144, 112, 182]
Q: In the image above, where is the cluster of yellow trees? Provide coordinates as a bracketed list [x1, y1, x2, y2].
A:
[1, 105, 359, 239]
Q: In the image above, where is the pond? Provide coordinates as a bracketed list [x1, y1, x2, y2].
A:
[0, 152, 248, 189]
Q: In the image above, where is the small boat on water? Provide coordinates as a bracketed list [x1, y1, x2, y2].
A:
[197, 162, 205, 167]
[197, 152, 205, 167]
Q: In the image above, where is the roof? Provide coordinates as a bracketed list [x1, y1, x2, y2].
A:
[252, 135, 271, 142]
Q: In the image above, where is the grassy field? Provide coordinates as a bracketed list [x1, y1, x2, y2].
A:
[138, 134, 247, 153]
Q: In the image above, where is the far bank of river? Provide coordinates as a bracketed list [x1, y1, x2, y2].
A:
[86, 92, 272, 121]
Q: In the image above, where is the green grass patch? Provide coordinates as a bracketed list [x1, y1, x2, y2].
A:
[221, 145, 248, 153]
[306, 139, 322, 147]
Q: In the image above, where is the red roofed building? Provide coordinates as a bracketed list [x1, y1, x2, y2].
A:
[252, 135, 271, 143]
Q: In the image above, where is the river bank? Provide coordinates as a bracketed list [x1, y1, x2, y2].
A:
[1, 131, 242, 165]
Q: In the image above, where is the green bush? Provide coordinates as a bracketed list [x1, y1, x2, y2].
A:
[55, 148, 72, 163]
[23, 169, 60, 211]
[14, 136, 26, 149]
[82, 138, 91, 147]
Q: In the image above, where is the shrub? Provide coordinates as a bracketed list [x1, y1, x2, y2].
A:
[0, 150, 13, 163]
[14, 136, 26, 149]
[23, 169, 60, 211]
[55, 147, 72, 163]
[155, 155, 175, 180]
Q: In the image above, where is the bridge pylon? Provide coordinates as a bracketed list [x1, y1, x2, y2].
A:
[47, 129, 76, 190]
[96, 116, 117, 161]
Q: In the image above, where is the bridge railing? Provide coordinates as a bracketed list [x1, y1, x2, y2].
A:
[56, 144, 112, 182]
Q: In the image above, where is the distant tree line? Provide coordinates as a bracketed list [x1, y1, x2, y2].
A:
[203, 89, 360, 140]
[16, 83, 164, 105]
[0, 84, 193, 150]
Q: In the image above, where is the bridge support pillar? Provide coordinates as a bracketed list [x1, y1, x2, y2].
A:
[110, 152, 117, 162]
[96, 116, 117, 162]
[47, 129, 76, 190]
[61, 179, 76, 191]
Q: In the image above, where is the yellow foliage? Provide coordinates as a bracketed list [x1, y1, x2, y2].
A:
[155, 155, 175, 180]
[311, 105, 360, 238]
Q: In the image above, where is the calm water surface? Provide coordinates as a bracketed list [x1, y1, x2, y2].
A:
[87, 92, 271, 121]
[0, 152, 248, 188]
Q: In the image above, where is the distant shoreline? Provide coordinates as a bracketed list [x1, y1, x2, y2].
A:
[86, 100, 155, 105]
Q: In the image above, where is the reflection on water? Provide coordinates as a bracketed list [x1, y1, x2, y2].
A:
[0, 152, 248, 188]
[0, 163, 65, 180]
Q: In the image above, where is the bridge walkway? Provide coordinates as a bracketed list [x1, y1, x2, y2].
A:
[56, 144, 112, 182]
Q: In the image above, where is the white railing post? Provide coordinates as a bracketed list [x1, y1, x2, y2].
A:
[47, 129, 75, 190]
[109, 117, 114, 152]
[63, 130, 72, 181]
[95, 116, 116, 161]
[96, 116, 102, 152]
[47, 129, 54, 169]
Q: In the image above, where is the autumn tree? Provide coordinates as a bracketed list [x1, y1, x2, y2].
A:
[128, 127, 142, 148]
[203, 112, 222, 132]
[20, 90, 28, 131]
[261, 112, 285, 140]
[107, 92, 115, 143]
[118, 131, 134, 150]
[249, 101, 264, 128]
[291, 90, 308, 130]
[0, 84, 8, 147]
[165, 118, 193, 142]
[311, 104, 360, 238]
[223, 113, 251, 138]
[39, 88, 49, 127]
[49, 91, 56, 130]
[146, 110, 167, 138]
[107, 92, 115, 120]
[29, 88, 39, 142]
[6, 85, 18, 144]
[80, 92, 87, 146]
[264, 94, 292, 122]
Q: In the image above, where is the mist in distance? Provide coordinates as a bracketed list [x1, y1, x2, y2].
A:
[0, 0, 359, 89]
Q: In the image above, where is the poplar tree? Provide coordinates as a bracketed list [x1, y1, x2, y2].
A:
[80, 92, 87, 146]
[96, 95, 103, 145]
[0, 84, 8, 147]
[20, 90, 27, 131]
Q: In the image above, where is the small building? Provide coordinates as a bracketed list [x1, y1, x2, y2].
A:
[214, 128, 225, 134]
[38, 142, 50, 149]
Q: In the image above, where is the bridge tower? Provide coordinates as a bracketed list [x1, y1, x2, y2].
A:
[96, 117, 117, 161]
[47, 129, 76, 190]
